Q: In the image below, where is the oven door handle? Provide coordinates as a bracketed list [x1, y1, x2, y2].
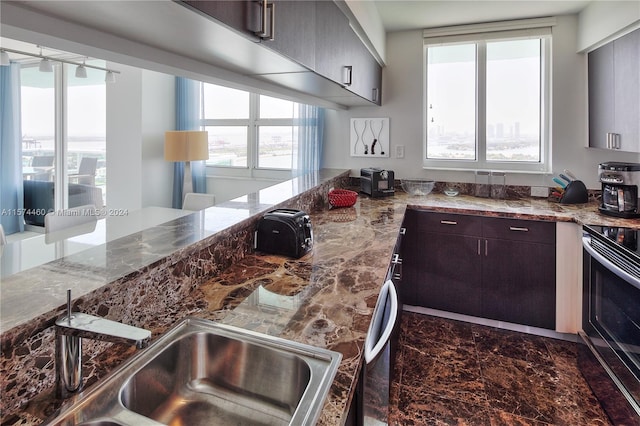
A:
[583, 237, 640, 290]
[364, 280, 399, 365]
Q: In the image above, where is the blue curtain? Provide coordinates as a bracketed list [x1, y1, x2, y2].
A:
[0, 63, 24, 234]
[295, 105, 325, 175]
[172, 77, 206, 208]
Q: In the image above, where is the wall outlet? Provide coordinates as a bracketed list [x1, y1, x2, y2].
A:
[531, 186, 549, 197]
[396, 145, 405, 159]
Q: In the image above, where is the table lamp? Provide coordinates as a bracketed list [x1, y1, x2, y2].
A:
[164, 130, 209, 198]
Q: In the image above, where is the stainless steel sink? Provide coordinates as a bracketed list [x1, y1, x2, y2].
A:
[44, 318, 342, 426]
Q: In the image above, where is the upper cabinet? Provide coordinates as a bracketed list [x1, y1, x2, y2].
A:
[182, 0, 382, 106]
[588, 28, 640, 152]
[315, 1, 382, 105]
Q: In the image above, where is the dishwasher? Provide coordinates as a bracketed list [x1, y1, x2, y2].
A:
[360, 279, 401, 425]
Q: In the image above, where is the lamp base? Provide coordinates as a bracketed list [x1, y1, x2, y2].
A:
[183, 161, 194, 203]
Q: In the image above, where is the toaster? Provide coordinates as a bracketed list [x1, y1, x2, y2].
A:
[255, 209, 313, 258]
[361, 167, 395, 197]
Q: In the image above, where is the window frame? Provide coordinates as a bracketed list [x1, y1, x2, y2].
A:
[201, 83, 299, 180]
[423, 29, 552, 173]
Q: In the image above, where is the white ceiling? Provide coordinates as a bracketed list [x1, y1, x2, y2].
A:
[373, 0, 592, 32]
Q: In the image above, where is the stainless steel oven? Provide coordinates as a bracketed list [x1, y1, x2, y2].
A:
[580, 225, 640, 423]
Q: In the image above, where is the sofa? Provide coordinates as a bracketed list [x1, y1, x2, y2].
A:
[23, 180, 104, 227]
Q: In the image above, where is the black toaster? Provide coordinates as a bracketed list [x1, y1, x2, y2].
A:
[255, 209, 313, 258]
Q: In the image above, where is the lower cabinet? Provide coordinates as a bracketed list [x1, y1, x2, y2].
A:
[403, 210, 556, 329]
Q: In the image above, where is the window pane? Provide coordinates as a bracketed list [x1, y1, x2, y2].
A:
[486, 39, 541, 162]
[259, 95, 297, 119]
[205, 126, 248, 167]
[21, 66, 55, 171]
[203, 83, 249, 119]
[258, 126, 296, 169]
[67, 61, 106, 204]
[426, 44, 476, 160]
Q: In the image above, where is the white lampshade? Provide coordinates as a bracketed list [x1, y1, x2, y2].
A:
[39, 58, 53, 72]
[164, 131, 209, 162]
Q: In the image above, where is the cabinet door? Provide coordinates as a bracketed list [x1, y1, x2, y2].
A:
[588, 42, 615, 149]
[261, 0, 316, 70]
[614, 28, 640, 152]
[182, 0, 258, 39]
[415, 232, 483, 317]
[482, 238, 556, 329]
[344, 29, 382, 104]
[315, 1, 351, 85]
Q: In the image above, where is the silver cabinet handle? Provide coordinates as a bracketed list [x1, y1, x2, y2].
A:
[255, 0, 275, 40]
[392, 254, 402, 264]
[477, 239, 481, 255]
[509, 227, 529, 232]
[342, 66, 353, 86]
[485, 239, 488, 256]
[400, 227, 406, 235]
[440, 220, 457, 225]
[372, 87, 379, 103]
[606, 133, 621, 150]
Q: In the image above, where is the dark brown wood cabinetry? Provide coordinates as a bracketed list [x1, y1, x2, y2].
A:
[588, 28, 640, 152]
[181, 0, 382, 105]
[403, 210, 556, 329]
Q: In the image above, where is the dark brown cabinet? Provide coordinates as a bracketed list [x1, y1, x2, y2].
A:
[403, 210, 556, 329]
[314, 1, 381, 104]
[588, 28, 640, 152]
[181, 0, 382, 105]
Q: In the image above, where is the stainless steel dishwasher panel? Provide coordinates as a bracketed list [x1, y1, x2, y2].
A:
[362, 279, 400, 425]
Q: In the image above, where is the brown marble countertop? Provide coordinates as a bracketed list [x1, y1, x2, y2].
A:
[5, 181, 639, 425]
[149, 191, 640, 425]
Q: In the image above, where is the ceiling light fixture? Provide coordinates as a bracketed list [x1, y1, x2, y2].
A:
[0, 46, 120, 80]
[0, 50, 10, 66]
[75, 60, 87, 78]
[104, 70, 116, 83]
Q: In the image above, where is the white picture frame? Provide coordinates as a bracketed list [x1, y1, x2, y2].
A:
[350, 118, 390, 158]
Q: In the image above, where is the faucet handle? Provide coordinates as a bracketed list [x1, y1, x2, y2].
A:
[56, 313, 151, 349]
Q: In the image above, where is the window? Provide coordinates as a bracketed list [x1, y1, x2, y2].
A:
[424, 29, 551, 172]
[201, 83, 300, 176]
[21, 60, 106, 209]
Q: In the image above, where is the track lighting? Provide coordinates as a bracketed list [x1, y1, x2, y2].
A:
[105, 70, 116, 83]
[0, 46, 119, 81]
[75, 61, 87, 78]
[0, 50, 10, 66]
[39, 58, 53, 72]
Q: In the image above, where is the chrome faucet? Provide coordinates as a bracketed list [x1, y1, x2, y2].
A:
[55, 290, 151, 398]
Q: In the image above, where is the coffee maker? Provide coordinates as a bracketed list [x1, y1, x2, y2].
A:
[598, 162, 640, 218]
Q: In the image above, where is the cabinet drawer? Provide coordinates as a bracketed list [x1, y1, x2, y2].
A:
[411, 210, 482, 237]
[482, 217, 555, 244]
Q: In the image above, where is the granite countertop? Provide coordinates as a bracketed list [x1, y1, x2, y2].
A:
[143, 191, 639, 425]
[4, 178, 640, 425]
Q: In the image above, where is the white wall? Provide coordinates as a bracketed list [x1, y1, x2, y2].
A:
[322, 15, 636, 190]
[106, 64, 142, 210]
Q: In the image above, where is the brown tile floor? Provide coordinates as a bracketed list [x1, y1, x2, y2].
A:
[389, 312, 612, 425]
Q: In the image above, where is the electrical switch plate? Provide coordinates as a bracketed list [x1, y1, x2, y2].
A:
[396, 145, 405, 159]
[531, 186, 549, 197]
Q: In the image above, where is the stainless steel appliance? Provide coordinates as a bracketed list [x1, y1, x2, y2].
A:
[361, 168, 395, 198]
[580, 225, 640, 423]
[360, 279, 400, 425]
[598, 162, 640, 218]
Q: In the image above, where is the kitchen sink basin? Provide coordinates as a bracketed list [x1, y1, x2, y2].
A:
[44, 318, 341, 426]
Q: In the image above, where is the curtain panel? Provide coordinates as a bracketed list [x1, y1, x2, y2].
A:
[0, 63, 24, 234]
[295, 105, 325, 175]
[172, 77, 207, 208]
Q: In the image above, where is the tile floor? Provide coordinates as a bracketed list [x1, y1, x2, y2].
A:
[389, 312, 612, 425]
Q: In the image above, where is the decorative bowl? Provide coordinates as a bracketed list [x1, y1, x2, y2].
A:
[401, 179, 435, 196]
